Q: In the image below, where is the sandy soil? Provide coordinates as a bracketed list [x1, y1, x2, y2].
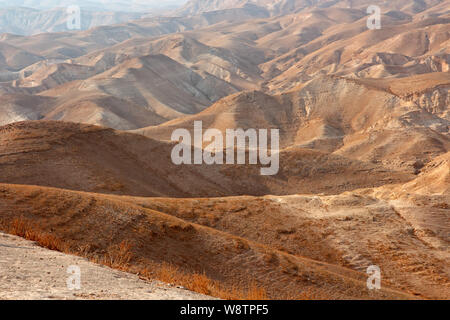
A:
[0, 232, 212, 300]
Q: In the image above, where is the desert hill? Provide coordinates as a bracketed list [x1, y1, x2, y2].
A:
[0, 182, 420, 300]
[177, 0, 448, 17]
[135, 75, 450, 174]
[0, 7, 146, 36]
[1, 52, 241, 130]
[0, 2, 447, 130]
[0, 120, 414, 197]
[0, 121, 244, 197]
[0, 0, 449, 301]
[122, 186, 449, 299]
[72, 33, 264, 91]
[0, 42, 44, 71]
[0, 4, 271, 67]
[35, 54, 238, 128]
[401, 151, 450, 195]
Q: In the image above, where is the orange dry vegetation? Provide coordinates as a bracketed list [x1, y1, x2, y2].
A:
[0, 183, 416, 300]
[0, 0, 449, 302]
[8, 218, 65, 252]
[141, 263, 268, 300]
[5, 216, 268, 300]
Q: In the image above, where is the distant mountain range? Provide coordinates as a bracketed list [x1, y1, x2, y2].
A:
[0, 0, 448, 300]
[0, 7, 148, 35]
[176, 0, 449, 16]
[0, 0, 187, 12]
[0, 0, 188, 35]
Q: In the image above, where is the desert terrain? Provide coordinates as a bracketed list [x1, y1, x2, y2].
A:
[0, 0, 448, 300]
[0, 232, 212, 300]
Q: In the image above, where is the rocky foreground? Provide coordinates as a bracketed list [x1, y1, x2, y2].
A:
[0, 232, 212, 300]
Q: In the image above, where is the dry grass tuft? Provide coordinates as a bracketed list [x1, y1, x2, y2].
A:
[91, 240, 134, 271]
[155, 263, 181, 284]
[189, 273, 212, 295]
[245, 282, 269, 300]
[4, 218, 269, 300]
[8, 218, 65, 252]
[139, 263, 268, 299]
[154, 263, 213, 296]
[293, 288, 330, 300]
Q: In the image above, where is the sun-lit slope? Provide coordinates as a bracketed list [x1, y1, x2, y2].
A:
[0, 94, 54, 125]
[177, 0, 448, 17]
[0, 5, 271, 68]
[188, 7, 370, 80]
[345, 73, 450, 123]
[0, 183, 416, 300]
[268, 25, 449, 91]
[0, 121, 256, 197]
[14, 63, 97, 91]
[135, 75, 449, 174]
[182, 2, 450, 85]
[120, 189, 449, 300]
[0, 120, 413, 197]
[73, 33, 264, 91]
[2, 11, 260, 89]
[1, 1, 447, 81]
[6, 31, 262, 105]
[352, 73, 450, 96]
[0, 6, 146, 36]
[401, 152, 450, 195]
[284, 76, 449, 171]
[0, 42, 44, 71]
[35, 55, 238, 129]
[1, 3, 448, 132]
[368, 163, 450, 279]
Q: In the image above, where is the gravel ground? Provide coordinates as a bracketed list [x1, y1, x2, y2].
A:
[0, 232, 213, 300]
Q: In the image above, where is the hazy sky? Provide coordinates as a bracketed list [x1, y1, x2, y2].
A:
[0, 0, 189, 11]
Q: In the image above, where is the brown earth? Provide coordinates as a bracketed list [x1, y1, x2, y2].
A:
[0, 120, 448, 299]
[0, 121, 414, 197]
[0, 182, 423, 300]
[0, 0, 448, 300]
[0, 1, 448, 129]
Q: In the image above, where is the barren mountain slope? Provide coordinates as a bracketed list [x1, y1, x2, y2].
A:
[135, 75, 450, 174]
[0, 0, 448, 301]
[400, 151, 450, 195]
[0, 121, 245, 197]
[34, 55, 238, 129]
[0, 5, 270, 66]
[0, 42, 44, 71]
[265, 16, 450, 91]
[120, 188, 449, 299]
[0, 7, 145, 36]
[0, 183, 417, 300]
[0, 2, 448, 130]
[72, 33, 264, 91]
[0, 121, 413, 197]
[0, 94, 54, 125]
[177, 0, 448, 16]
[13, 63, 97, 91]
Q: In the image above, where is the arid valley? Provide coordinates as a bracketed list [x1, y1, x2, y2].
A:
[0, 0, 448, 301]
